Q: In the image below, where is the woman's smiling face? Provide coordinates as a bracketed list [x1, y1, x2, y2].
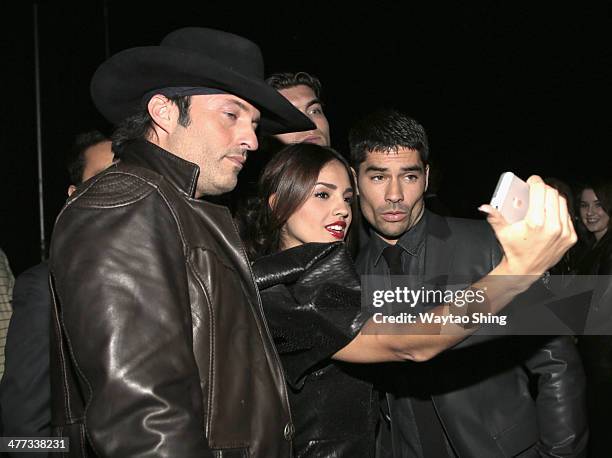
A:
[280, 159, 354, 250]
[580, 188, 610, 241]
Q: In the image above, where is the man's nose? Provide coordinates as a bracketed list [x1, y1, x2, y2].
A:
[385, 179, 403, 203]
[240, 127, 259, 152]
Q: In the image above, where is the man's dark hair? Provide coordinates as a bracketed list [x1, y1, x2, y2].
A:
[265, 72, 323, 99]
[67, 130, 109, 185]
[348, 109, 429, 168]
[111, 95, 192, 156]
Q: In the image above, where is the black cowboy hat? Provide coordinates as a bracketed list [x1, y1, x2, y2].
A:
[90, 27, 315, 135]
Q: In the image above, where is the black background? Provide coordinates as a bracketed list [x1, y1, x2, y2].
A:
[1, 1, 609, 275]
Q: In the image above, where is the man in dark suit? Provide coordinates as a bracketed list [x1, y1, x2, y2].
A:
[350, 109, 587, 457]
[0, 132, 113, 448]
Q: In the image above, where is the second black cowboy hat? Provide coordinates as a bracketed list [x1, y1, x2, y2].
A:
[90, 27, 315, 135]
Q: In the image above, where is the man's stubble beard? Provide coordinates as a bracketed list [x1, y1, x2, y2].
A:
[196, 147, 245, 197]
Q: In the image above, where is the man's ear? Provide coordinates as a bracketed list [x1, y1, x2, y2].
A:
[424, 164, 430, 192]
[67, 185, 77, 197]
[350, 167, 359, 196]
[147, 95, 179, 139]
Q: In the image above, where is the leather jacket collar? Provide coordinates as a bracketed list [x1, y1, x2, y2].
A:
[118, 139, 200, 198]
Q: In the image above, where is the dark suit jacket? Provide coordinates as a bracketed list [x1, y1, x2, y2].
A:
[357, 211, 588, 458]
[0, 262, 51, 449]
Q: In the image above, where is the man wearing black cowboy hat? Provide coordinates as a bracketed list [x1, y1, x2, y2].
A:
[48, 27, 315, 457]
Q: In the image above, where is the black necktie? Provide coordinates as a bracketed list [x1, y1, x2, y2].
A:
[381, 244, 450, 458]
[382, 245, 404, 275]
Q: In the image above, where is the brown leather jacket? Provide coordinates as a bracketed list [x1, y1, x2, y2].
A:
[49, 139, 293, 457]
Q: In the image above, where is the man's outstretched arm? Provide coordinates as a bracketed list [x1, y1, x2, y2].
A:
[335, 177, 577, 363]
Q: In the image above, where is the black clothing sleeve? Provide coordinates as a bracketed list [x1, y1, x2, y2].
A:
[524, 336, 588, 457]
[254, 242, 364, 387]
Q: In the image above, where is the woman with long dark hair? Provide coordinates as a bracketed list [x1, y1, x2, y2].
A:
[239, 143, 360, 260]
[238, 143, 373, 456]
[576, 181, 612, 264]
[574, 180, 612, 457]
[237, 143, 576, 457]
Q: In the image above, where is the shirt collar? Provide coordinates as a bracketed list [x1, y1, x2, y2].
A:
[370, 211, 427, 267]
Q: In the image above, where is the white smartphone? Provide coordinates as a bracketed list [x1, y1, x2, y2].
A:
[490, 172, 530, 223]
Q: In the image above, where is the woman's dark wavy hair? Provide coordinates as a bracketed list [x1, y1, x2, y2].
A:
[237, 143, 359, 260]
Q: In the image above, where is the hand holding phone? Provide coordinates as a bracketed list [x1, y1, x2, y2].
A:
[482, 174, 577, 278]
[490, 172, 530, 223]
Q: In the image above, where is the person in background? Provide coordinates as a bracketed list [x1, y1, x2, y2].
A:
[545, 176, 583, 274]
[576, 181, 612, 253]
[574, 179, 612, 458]
[0, 248, 13, 383]
[0, 131, 113, 456]
[266, 71, 331, 147]
[65, 131, 114, 197]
